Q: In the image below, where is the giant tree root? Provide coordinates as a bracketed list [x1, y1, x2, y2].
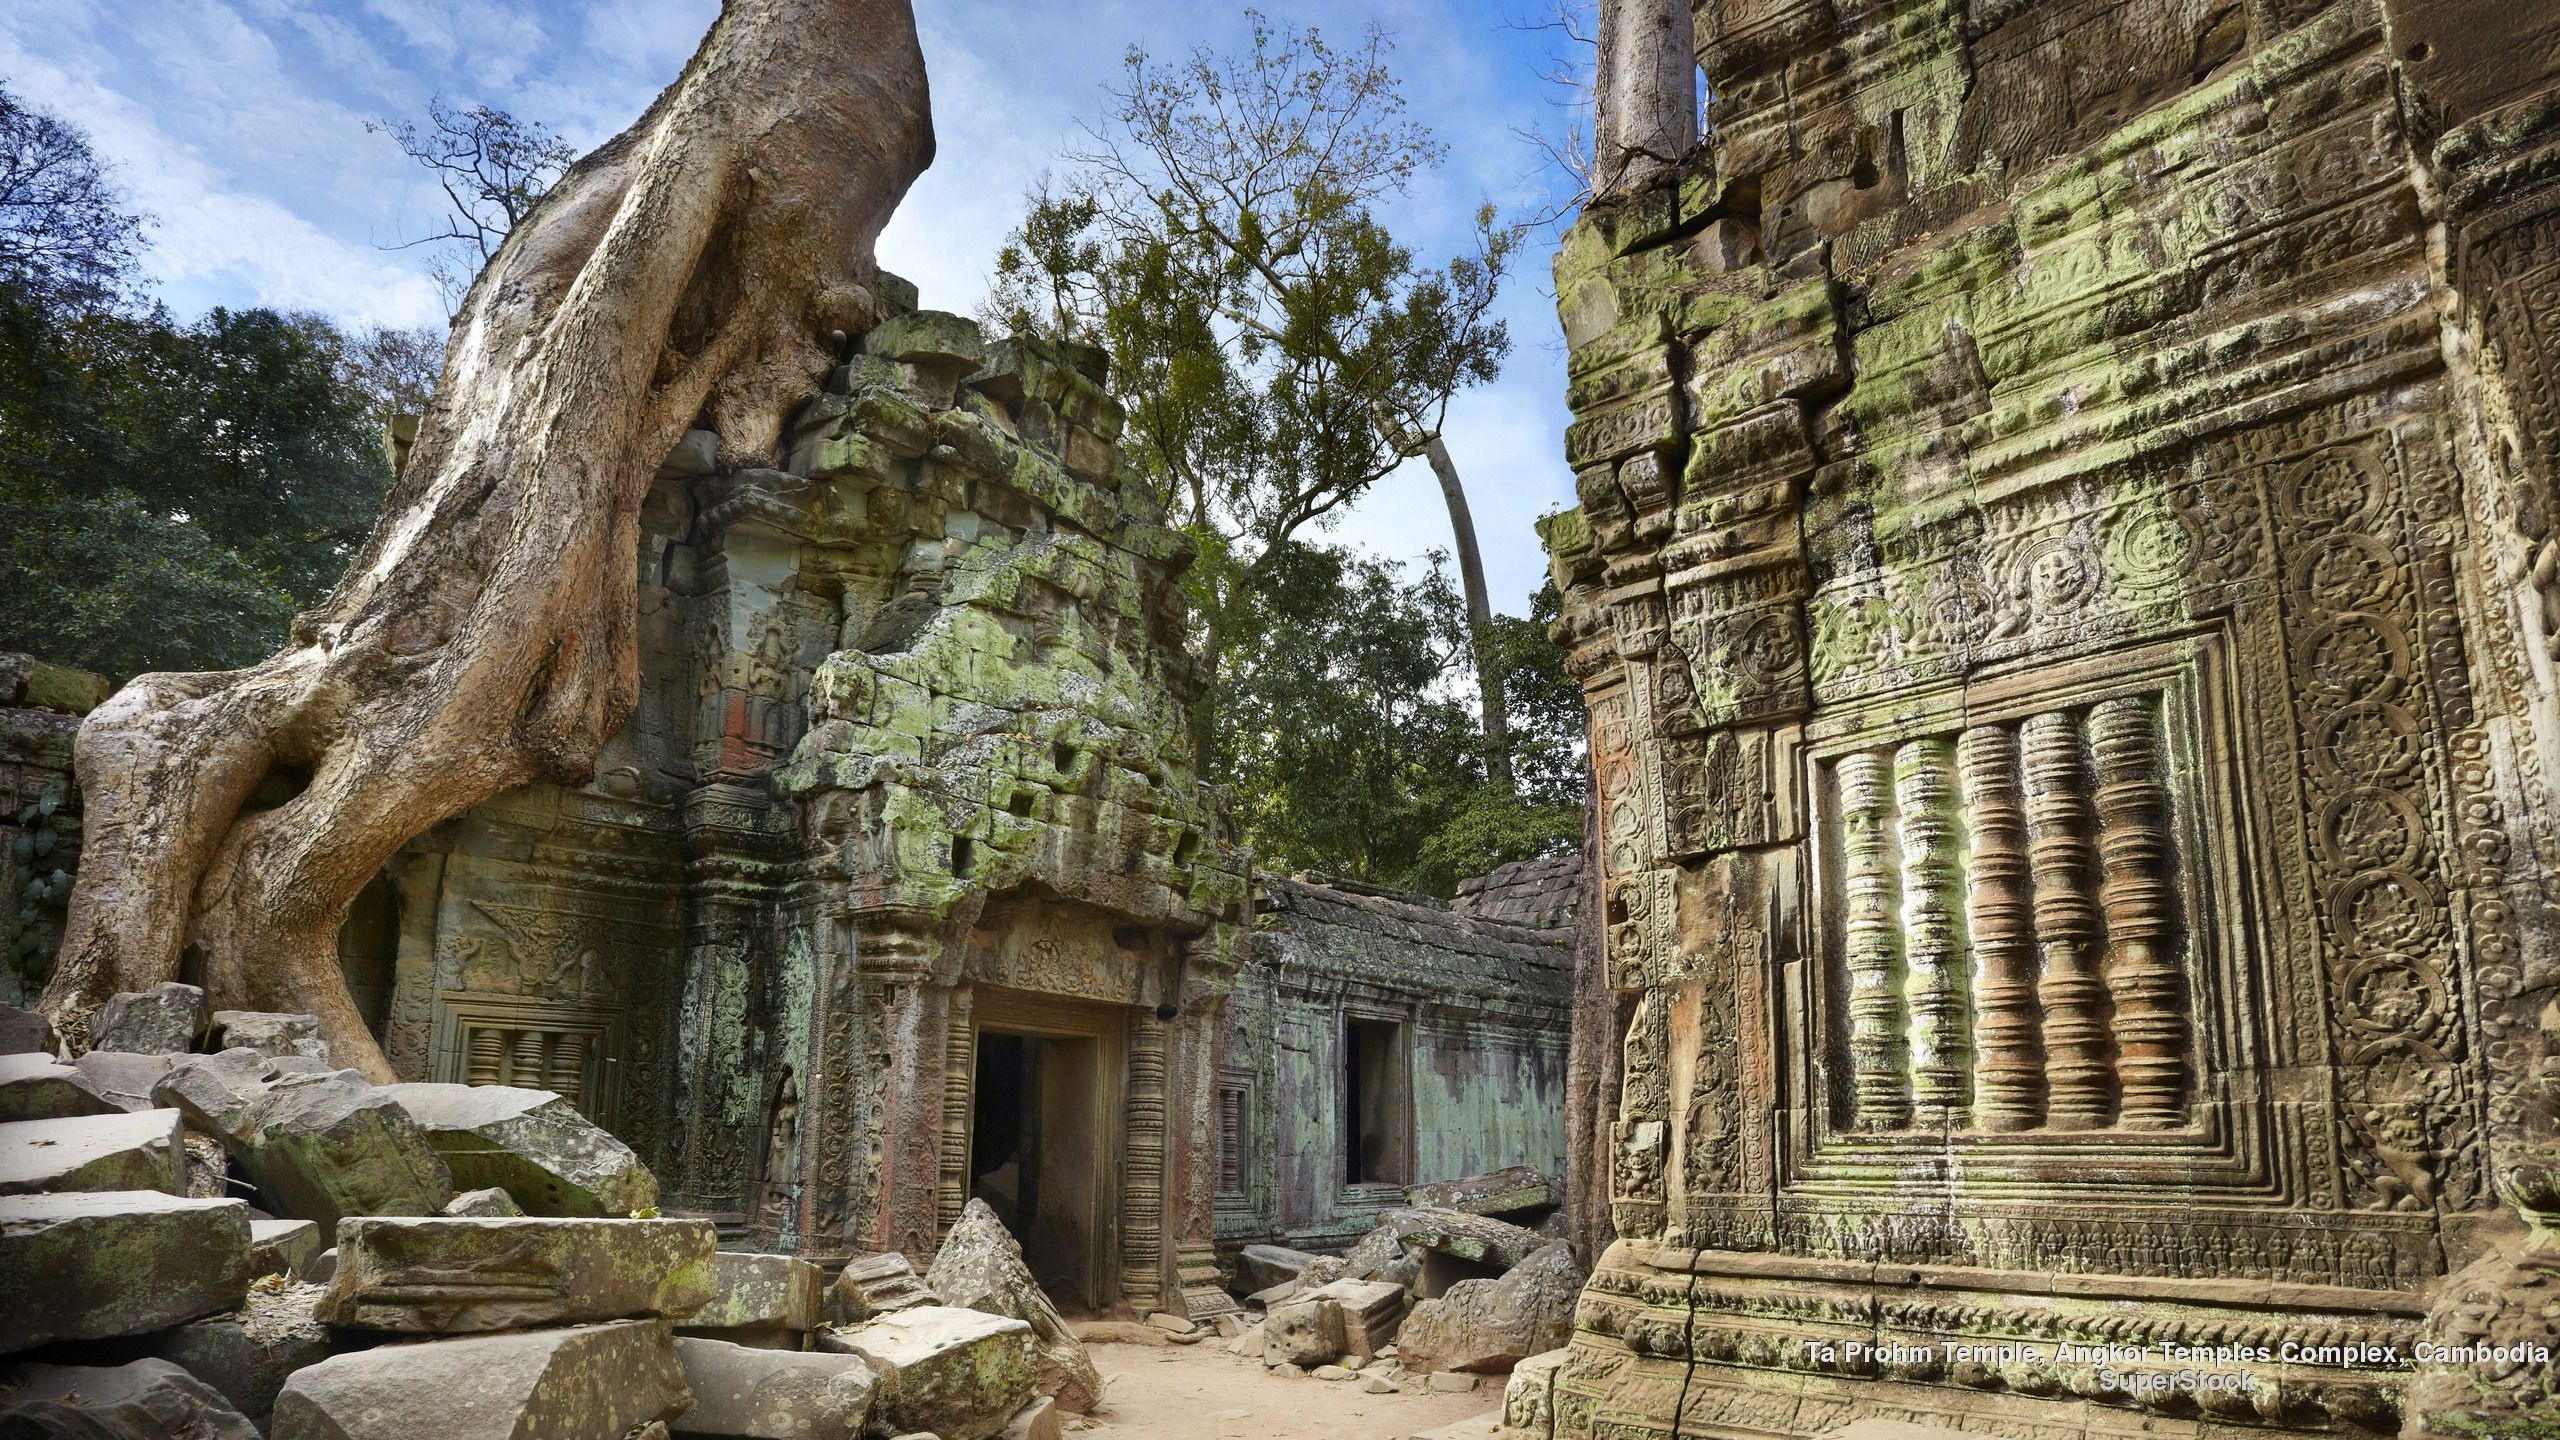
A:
[43, 0, 935, 1078]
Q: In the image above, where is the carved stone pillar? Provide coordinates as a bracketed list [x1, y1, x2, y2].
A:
[1120, 1008, 1170, 1312]
[936, 984, 973, 1244]
[1838, 746, 1908, 1130]
[2088, 697, 2188, 1129]
[1958, 725, 2043, 1132]
[2021, 711, 2114, 1129]
[1168, 980, 1239, 1319]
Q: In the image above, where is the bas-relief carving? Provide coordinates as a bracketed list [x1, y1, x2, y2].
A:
[1549, 0, 2560, 1433]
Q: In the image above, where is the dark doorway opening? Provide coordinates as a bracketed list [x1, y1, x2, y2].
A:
[1344, 1017, 1410, 1185]
[972, 1029, 1104, 1311]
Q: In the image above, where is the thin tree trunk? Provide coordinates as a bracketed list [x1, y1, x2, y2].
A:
[1422, 435, 1516, 795]
[42, 0, 934, 1078]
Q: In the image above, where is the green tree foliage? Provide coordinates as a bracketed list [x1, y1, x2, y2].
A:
[986, 15, 1510, 723]
[1218, 543, 1582, 894]
[0, 88, 403, 680]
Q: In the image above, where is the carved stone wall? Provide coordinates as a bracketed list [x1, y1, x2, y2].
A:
[1547, 1, 2560, 1434]
[0, 656, 103, 1008]
[1217, 871, 1577, 1257]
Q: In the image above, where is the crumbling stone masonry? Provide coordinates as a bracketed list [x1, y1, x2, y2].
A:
[1217, 868, 1576, 1258]
[1, 656, 104, 1009]
[357, 282, 1250, 1319]
[1544, 1, 2560, 1436]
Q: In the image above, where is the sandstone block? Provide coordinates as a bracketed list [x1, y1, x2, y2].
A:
[0, 1052, 112, 1121]
[998, 1394, 1061, 1440]
[251, 1217, 324, 1280]
[683, 1251, 826, 1336]
[89, 982, 206, 1055]
[68, 1051, 174, 1112]
[1362, 1374, 1398, 1394]
[821, 1305, 1036, 1440]
[209, 1010, 330, 1062]
[151, 1048, 275, 1142]
[1426, 1372, 1480, 1393]
[445, 1185, 526, 1217]
[1302, 1277, 1404, 1360]
[234, 1071, 453, 1230]
[1503, 1348, 1570, 1438]
[271, 1317, 690, 1440]
[0, 1357, 259, 1439]
[0, 1001, 54, 1056]
[379, 1081, 658, 1217]
[1404, 1165, 1557, 1219]
[141, 1289, 337, 1427]
[1235, 1242, 1325, 1291]
[321, 1215, 717, 1333]
[0, 1108, 183, 1195]
[672, 1335, 877, 1438]
[831, 1249, 936, 1323]
[926, 1199, 1101, 1412]
[0, 1191, 251, 1351]
[1312, 1363, 1354, 1381]
[1260, 1295, 1342, 1367]
[1395, 1241, 1582, 1375]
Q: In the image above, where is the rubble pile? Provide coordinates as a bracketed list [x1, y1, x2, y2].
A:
[1215, 1166, 1583, 1437]
[0, 986, 1083, 1439]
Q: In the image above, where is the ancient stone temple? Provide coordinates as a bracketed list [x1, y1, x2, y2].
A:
[1544, 1, 2560, 1435]
[344, 284, 1252, 1319]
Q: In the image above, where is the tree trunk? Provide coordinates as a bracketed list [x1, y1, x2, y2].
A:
[1594, 0, 1698, 195]
[41, 0, 935, 1078]
[1422, 435, 1516, 795]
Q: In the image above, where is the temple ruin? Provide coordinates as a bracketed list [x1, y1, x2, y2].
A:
[1544, 0, 2560, 1435]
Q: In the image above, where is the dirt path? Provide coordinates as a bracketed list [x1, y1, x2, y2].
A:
[1071, 1334, 1503, 1439]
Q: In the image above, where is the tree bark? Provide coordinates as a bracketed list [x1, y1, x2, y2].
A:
[1422, 435, 1516, 795]
[41, 0, 934, 1078]
[1594, 0, 1698, 195]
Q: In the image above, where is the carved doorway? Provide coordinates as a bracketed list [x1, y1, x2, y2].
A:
[967, 990, 1122, 1314]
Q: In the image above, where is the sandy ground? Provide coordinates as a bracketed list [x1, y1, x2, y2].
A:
[1070, 1332, 1505, 1440]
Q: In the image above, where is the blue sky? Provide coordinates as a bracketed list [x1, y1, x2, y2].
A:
[1, 0, 1590, 619]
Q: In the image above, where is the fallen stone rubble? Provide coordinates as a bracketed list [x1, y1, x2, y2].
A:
[0, 990, 1085, 1439]
[1212, 1165, 1585, 1439]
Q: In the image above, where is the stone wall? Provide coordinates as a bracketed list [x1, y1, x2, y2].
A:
[1544, 0, 2560, 1435]
[1218, 872, 1574, 1256]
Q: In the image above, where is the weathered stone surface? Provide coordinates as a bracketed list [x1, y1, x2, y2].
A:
[1501, 1348, 1568, 1437]
[271, 1318, 690, 1440]
[320, 1215, 716, 1333]
[88, 981, 206, 1054]
[0, 1357, 259, 1439]
[1301, 1277, 1404, 1361]
[0, 1191, 251, 1350]
[0, 1052, 115, 1122]
[379, 1082, 657, 1217]
[1396, 1242, 1581, 1375]
[67, 1051, 173, 1112]
[819, 1305, 1036, 1440]
[831, 1250, 936, 1324]
[1259, 1295, 1342, 1368]
[997, 1395, 1060, 1440]
[231, 1071, 452, 1230]
[926, 1200, 1102, 1413]
[150, 1048, 275, 1142]
[1376, 1208, 1547, 1271]
[250, 1217, 324, 1280]
[209, 1010, 330, 1062]
[139, 1284, 338, 1427]
[1235, 1244, 1325, 1292]
[445, 1185, 526, 1217]
[683, 1251, 824, 1336]
[0, 1002, 54, 1057]
[672, 1336, 876, 1438]
[1404, 1165, 1557, 1219]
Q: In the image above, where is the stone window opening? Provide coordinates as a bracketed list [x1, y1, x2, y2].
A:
[1343, 1016, 1412, 1187]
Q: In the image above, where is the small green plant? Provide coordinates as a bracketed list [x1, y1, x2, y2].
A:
[6, 797, 74, 993]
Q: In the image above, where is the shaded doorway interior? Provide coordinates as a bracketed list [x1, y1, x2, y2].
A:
[971, 1028, 1104, 1311]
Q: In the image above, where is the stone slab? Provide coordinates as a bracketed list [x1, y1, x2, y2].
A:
[0, 1190, 251, 1351]
[820, 1305, 1036, 1440]
[0, 1357, 260, 1438]
[0, 1108, 184, 1195]
[378, 1082, 658, 1217]
[251, 1217, 325, 1280]
[271, 1317, 690, 1440]
[320, 1215, 717, 1333]
[0, 1052, 114, 1121]
[1404, 1165, 1558, 1219]
[672, 1335, 877, 1437]
[89, 982, 205, 1055]
[684, 1251, 826, 1333]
